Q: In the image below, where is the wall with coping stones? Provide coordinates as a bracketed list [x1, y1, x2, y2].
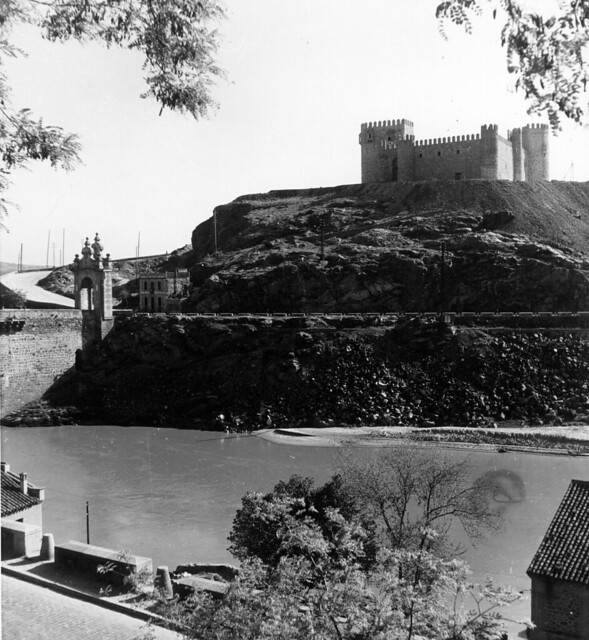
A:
[0, 309, 83, 416]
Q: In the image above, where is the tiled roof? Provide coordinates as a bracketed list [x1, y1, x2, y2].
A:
[527, 479, 589, 585]
[1, 471, 41, 517]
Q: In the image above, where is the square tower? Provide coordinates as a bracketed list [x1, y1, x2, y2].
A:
[359, 119, 415, 183]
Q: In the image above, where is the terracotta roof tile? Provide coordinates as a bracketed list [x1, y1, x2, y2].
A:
[527, 479, 589, 585]
[1, 471, 42, 517]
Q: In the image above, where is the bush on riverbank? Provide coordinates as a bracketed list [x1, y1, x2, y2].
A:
[410, 429, 589, 453]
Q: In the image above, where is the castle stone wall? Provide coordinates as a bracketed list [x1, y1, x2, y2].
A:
[496, 133, 514, 180]
[360, 118, 549, 183]
[413, 135, 481, 180]
[0, 310, 83, 416]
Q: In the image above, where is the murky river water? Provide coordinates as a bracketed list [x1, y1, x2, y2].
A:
[2, 425, 587, 599]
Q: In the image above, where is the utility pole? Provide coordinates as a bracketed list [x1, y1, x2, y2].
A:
[62, 228, 65, 266]
[213, 211, 218, 253]
[46, 230, 51, 268]
[18, 243, 23, 272]
[440, 240, 447, 316]
[52, 243, 56, 269]
[86, 501, 90, 544]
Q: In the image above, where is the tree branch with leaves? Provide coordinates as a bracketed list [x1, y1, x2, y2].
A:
[0, 0, 225, 226]
[437, 0, 589, 130]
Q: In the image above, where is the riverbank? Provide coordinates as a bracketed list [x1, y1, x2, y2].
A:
[258, 424, 589, 455]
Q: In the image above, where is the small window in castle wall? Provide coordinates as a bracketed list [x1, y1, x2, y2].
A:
[437, 151, 441, 156]
[455, 172, 463, 180]
[456, 150, 460, 154]
[367, 133, 373, 142]
[419, 153, 423, 158]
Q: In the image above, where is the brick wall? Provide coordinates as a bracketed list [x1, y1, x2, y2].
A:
[0, 310, 83, 416]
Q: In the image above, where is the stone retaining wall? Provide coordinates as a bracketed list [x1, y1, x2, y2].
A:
[0, 309, 83, 416]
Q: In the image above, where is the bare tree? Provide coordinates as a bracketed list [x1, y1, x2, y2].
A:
[336, 446, 501, 558]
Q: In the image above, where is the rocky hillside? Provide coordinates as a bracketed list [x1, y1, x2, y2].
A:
[17, 314, 588, 430]
[186, 180, 589, 313]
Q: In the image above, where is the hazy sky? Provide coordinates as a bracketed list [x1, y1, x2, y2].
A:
[2, 0, 588, 264]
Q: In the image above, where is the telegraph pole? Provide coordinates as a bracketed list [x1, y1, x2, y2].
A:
[86, 501, 90, 544]
[46, 230, 51, 268]
[440, 241, 447, 316]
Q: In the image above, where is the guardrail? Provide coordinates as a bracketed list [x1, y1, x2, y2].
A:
[112, 309, 589, 321]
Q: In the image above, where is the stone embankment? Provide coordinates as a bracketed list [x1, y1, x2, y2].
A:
[8, 313, 586, 434]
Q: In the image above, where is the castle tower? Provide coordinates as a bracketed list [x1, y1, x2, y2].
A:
[511, 128, 525, 181]
[522, 123, 550, 180]
[359, 119, 415, 183]
[73, 233, 113, 354]
[479, 124, 499, 180]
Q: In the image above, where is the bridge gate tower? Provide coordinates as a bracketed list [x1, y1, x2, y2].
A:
[72, 234, 114, 356]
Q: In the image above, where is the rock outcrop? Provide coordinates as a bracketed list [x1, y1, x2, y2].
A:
[187, 180, 589, 313]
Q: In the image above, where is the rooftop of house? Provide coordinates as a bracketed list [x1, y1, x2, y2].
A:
[1, 464, 44, 518]
[527, 479, 589, 586]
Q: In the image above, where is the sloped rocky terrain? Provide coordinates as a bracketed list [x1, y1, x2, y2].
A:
[187, 180, 589, 313]
[5, 179, 589, 432]
[22, 314, 587, 430]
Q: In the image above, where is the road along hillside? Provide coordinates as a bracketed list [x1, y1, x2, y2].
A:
[1, 270, 75, 308]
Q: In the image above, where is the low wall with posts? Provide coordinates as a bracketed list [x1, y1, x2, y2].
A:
[0, 309, 83, 415]
[55, 541, 153, 586]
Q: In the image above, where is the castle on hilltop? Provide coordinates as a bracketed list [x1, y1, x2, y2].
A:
[359, 119, 549, 183]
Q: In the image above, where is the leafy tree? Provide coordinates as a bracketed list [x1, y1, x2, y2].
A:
[228, 450, 500, 587]
[0, 0, 225, 222]
[437, 0, 589, 129]
[167, 510, 526, 640]
[227, 474, 371, 570]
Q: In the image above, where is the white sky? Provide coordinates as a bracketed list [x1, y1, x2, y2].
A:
[1, 0, 588, 264]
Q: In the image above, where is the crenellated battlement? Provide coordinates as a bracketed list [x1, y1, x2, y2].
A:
[414, 133, 480, 147]
[523, 123, 549, 130]
[361, 118, 414, 129]
[360, 116, 550, 183]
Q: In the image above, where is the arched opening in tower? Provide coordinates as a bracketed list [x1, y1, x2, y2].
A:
[80, 277, 95, 310]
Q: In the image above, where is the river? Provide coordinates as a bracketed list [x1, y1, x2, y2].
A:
[2, 426, 587, 615]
